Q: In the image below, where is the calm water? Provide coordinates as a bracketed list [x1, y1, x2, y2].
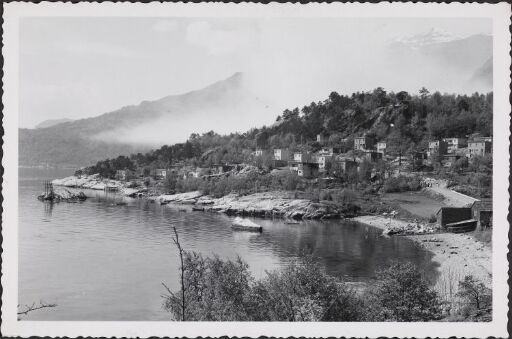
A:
[19, 167, 437, 321]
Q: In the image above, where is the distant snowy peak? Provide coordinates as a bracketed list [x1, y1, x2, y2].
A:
[391, 28, 460, 49]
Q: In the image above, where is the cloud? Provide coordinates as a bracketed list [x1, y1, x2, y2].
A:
[185, 21, 248, 56]
[152, 19, 178, 33]
[55, 40, 142, 59]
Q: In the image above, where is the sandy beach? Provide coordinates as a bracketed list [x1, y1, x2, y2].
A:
[353, 215, 492, 289]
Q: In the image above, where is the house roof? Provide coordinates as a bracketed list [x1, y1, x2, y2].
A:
[472, 199, 492, 210]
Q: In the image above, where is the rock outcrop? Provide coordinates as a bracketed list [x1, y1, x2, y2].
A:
[38, 188, 87, 202]
[52, 175, 146, 196]
[155, 191, 345, 220]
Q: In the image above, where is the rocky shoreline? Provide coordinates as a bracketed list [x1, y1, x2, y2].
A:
[52, 175, 354, 220]
[353, 215, 492, 289]
[52, 174, 146, 196]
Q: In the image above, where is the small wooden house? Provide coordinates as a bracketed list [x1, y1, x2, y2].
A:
[354, 136, 374, 151]
[154, 168, 168, 179]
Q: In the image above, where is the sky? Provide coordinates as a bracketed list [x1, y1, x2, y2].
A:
[19, 17, 492, 128]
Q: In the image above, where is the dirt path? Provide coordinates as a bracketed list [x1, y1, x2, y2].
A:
[424, 178, 479, 207]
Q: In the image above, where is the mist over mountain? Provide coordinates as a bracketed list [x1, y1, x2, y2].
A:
[386, 32, 492, 93]
[471, 57, 492, 88]
[19, 73, 274, 166]
[35, 118, 74, 129]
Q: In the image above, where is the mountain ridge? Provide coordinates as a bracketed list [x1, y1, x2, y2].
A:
[19, 72, 255, 167]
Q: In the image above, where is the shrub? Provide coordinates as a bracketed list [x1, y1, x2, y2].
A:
[364, 262, 443, 321]
[163, 252, 253, 321]
[163, 252, 364, 321]
[248, 255, 363, 321]
[456, 275, 492, 315]
[383, 175, 422, 193]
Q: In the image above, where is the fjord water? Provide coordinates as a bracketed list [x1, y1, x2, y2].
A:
[19, 167, 437, 321]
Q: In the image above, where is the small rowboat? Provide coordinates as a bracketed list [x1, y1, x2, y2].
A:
[231, 217, 263, 233]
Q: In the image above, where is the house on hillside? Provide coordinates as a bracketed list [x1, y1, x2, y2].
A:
[153, 168, 168, 180]
[319, 147, 341, 156]
[443, 138, 468, 154]
[115, 169, 134, 181]
[472, 199, 492, 229]
[354, 136, 374, 151]
[274, 148, 291, 161]
[334, 158, 358, 176]
[293, 151, 312, 163]
[289, 162, 319, 178]
[377, 142, 387, 155]
[316, 154, 333, 172]
[468, 140, 492, 158]
[254, 148, 266, 157]
[317, 133, 328, 144]
[428, 140, 448, 157]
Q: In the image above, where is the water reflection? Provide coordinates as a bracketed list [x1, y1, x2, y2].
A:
[43, 201, 54, 218]
[19, 167, 438, 321]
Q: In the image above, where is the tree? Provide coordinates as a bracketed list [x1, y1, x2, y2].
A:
[364, 262, 442, 321]
[419, 87, 430, 100]
[396, 91, 410, 103]
[165, 173, 179, 192]
[456, 275, 492, 312]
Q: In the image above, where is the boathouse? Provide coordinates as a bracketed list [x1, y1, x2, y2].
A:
[436, 207, 477, 233]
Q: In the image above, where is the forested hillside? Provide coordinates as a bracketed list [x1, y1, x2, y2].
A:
[85, 88, 492, 175]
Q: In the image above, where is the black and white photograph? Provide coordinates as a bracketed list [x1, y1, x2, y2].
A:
[1, 2, 510, 338]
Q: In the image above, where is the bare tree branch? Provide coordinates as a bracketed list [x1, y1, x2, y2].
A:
[172, 226, 186, 321]
[17, 301, 57, 316]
